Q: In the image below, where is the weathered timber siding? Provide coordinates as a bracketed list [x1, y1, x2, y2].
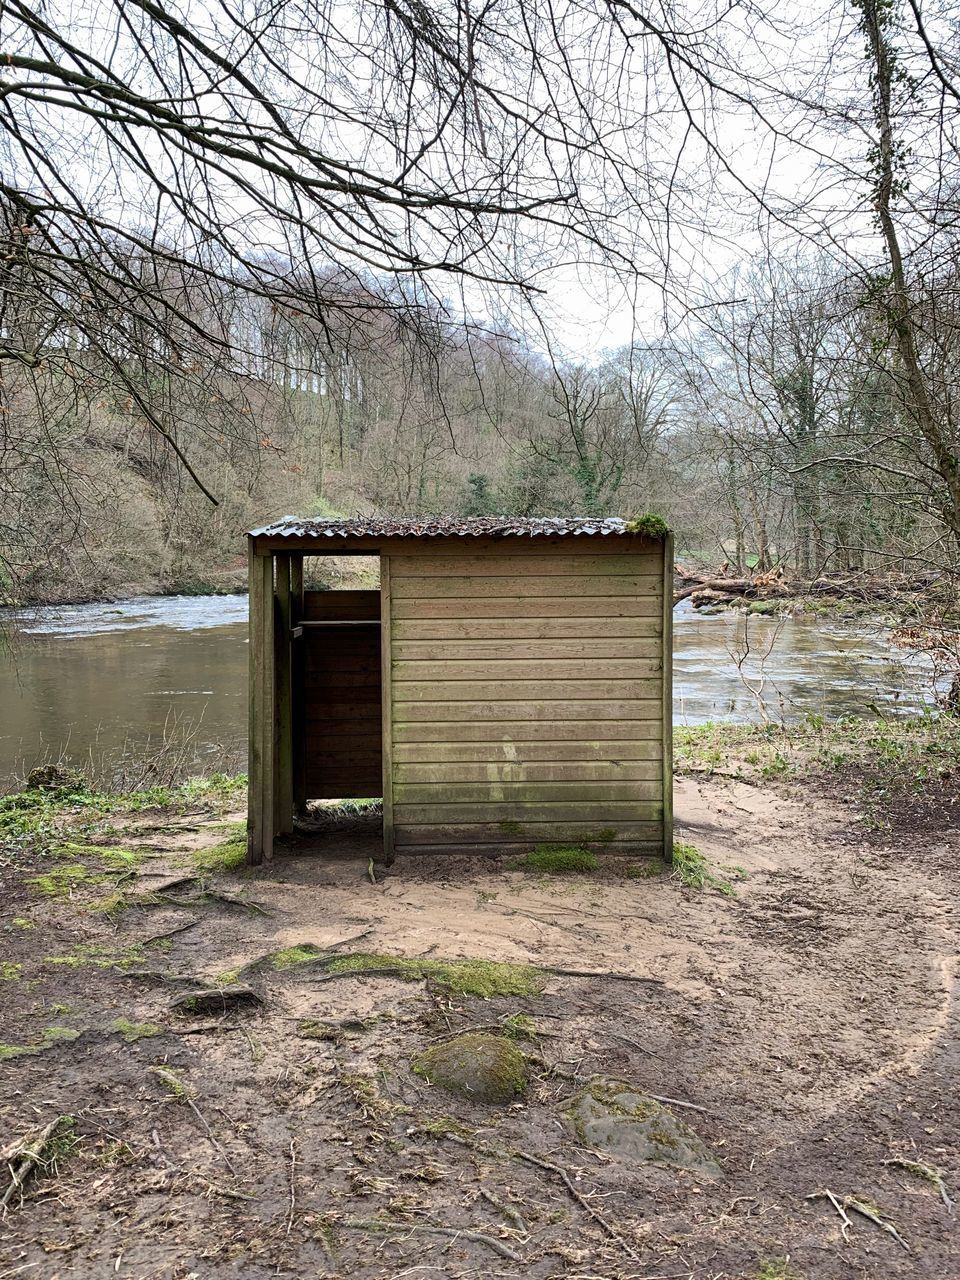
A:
[388, 539, 667, 854]
[302, 589, 382, 798]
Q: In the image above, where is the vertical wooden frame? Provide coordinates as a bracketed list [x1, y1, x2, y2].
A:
[291, 556, 306, 817]
[662, 532, 674, 863]
[247, 543, 275, 864]
[380, 554, 395, 862]
[275, 553, 294, 835]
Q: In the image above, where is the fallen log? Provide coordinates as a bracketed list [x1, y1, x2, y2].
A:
[674, 564, 790, 606]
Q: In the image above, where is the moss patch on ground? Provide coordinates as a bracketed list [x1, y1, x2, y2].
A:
[513, 844, 599, 874]
[45, 942, 148, 971]
[191, 825, 247, 874]
[413, 1032, 529, 1104]
[111, 1018, 163, 1043]
[325, 952, 546, 998]
[27, 862, 95, 898]
[0, 1026, 81, 1061]
[270, 944, 327, 971]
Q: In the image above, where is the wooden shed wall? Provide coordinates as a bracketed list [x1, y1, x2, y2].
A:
[385, 538, 668, 856]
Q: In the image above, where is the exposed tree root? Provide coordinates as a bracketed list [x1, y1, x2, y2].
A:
[883, 1157, 953, 1212]
[344, 1215, 522, 1261]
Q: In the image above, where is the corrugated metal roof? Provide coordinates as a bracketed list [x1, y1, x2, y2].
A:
[248, 516, 633, 540]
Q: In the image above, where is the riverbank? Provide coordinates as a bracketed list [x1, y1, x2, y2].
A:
[0, 717, 958, 1278]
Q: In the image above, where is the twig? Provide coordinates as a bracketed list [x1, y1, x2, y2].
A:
[344, 1217, 520, 1262]
[644, 1093, 712, 1115]
[808, 1188, 909, 1250]
[142, 919, 202, 947]
[606, 1031, 655, 1057]
[146, 875, 201, 896]
[1, 1116, 72, 1212]
[808, 1189, 853, 1241]
[171, 1023, 242, 1036]
[845, 1197, 910, 1251]
[151, 1068, 237, 1177]
[478, 1186, 528, 1236]
[545, 967, 665, 985]
[276, 1138, 298, 1273]
[193, 1173, 257, 1201]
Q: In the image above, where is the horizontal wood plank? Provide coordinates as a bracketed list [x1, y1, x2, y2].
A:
[393, 739, 662, 762]
[303, 590, 380, 620]
[394, 781, 662, 803]
[391, 659, 661, 682]
[392, 597, 661, 620]
[394, 801, 663, 823]
[393, 760, 661, 783]
[304, 670, 380, 689]
[393, 717, 663, 740]
[392, 639, 662, 661]
[393, 699, 660, 722]
[392, 617, 662, 640]
[396, 841, 663, 856]
[389, 553, 658, 576]
[393, 820, 662, 844]
[393, 680, 661, 703]
[391, 574, 660, 599]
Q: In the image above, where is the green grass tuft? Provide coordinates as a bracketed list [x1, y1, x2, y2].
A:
[514, 844, 599, 874]
[756, 1261, 801, 1280]
[0, 962, 22, 981]
[191, 830, 247, 874]
[671, 841, 739, 896]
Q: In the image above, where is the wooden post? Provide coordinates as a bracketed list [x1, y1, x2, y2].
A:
[662, 532, 675, 864]
[276, 552, 294, 835]
[380, 554, 395, 863]
[247, 543, 275, 864]
[291, 555, 306, 817]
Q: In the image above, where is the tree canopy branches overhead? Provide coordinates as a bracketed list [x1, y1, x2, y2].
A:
[0, 0, 747, 514]
[0, 0, 725, 316]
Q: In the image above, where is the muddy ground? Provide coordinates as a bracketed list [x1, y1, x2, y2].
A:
[0, 771, 957, 1280]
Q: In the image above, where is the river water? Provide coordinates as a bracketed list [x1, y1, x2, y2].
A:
[0, 594, 943, 787]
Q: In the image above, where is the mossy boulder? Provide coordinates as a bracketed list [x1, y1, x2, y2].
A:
[569, 1083, 721, 1177]
[413, 1032, 528, 1105]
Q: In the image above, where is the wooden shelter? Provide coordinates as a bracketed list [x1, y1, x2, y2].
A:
[246, 516, 673, 864]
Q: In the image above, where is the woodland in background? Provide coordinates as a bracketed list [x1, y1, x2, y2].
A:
[1, 250, 954, 605]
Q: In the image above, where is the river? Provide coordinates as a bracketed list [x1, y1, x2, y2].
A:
[0, 594, 943, 788]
